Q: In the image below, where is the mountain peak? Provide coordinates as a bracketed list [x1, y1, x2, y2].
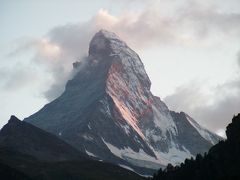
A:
[97, 29, 121, 40]
[86, 29, 152, 92]
[92, 29, 123, 43]
[8, 115, 21, 124]
[25, 30, 222, 175]
[89, 29, 127, 56]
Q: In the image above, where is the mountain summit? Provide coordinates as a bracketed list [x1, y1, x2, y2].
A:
[25, 30, 221, 174]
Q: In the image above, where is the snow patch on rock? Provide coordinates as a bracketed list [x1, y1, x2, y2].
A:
[118, 164, 135, 172]
[85, 150, 98, 157]
[152, 105, 177, 137]
[102, 138, 164, 169]
[153, 144, 193, 166]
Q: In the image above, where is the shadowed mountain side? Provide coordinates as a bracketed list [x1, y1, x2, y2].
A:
[170, 111, 220, 155]
[0, 161, 32, 180]
[0, 115, 87, 162]
[0, 146, 145, 180]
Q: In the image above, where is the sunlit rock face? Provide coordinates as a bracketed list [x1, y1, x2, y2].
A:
[25, 30, 221, 175]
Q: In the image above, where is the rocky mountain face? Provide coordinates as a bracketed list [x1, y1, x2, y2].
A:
[25, 30, 221, 174]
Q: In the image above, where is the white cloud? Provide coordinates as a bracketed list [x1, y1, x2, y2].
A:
[164, 59, 240, 135]
[0, 64, 40, 91]
[238, 51, 240, 67]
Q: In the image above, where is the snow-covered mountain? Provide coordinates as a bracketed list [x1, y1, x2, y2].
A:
[25, 30, 221, 175]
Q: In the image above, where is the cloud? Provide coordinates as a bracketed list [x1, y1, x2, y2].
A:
[164, 57, 240, 137]
[93, 1, 240, 47]
[0, 65, 39, 91]
[238, 51, 240, 67]
[28, 0, 240, 53]
[7, 0, 240, 101]
[176, 1, 240, 37]
[163, 80, 211, 112]
[5, 38, 72, 100]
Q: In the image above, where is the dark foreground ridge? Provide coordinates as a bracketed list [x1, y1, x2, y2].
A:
[152, 113, 240, 180]
[0, 116, 144, 180]
[0, 115, 87, 161]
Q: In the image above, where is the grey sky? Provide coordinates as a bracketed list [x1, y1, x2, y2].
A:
[0, 0, 240, 137]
